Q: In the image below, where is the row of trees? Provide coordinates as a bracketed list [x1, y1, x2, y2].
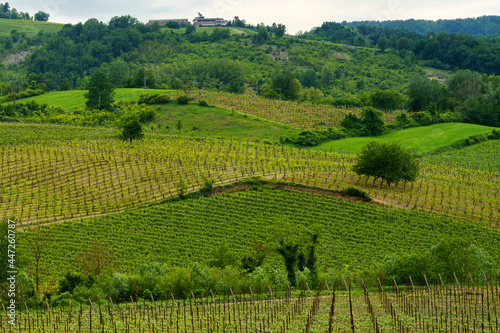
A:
[301, 22, 500, 75]
[0, 2, 49, 21]
[407, 70, 500, 126]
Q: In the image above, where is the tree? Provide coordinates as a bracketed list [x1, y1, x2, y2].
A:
[107, 58, 129, 88]
[85, 70, 115, 110]
[34, 11, 49, 22]
[272, 72, 302, 100]
[166, 21, 180, 29]
[377, 36, 388, 52]
[360, 106, 385, 136]
[75, 240, 115, 277]
[447, 69, 483, 101]
[25, 226, 50, 292]
[274, 23, 286, 38]
[352, 141, 419, 187]
[185, 24, 196, 35]
[121, 118, 144, 143]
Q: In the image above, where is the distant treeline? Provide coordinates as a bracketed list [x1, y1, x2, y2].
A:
[343, 16, 500, 38]
[299, 21, 500, 75]
[0, 2, 49, 21]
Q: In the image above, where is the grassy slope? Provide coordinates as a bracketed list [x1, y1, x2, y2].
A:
[10, 89, 301, 141]
[0, 18, 63, 37]
[8, 88, 173, 110]
[152, 102, 301, 142]
[313, 123, 497, 155]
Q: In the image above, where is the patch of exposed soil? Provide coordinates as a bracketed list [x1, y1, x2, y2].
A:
[2, 50, 32, 65]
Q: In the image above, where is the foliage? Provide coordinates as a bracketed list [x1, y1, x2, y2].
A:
[360, 106, 385, 136]
[34, 11, 49, 22]
[75, 241, 115, 277]
[241, 239, 269, 273]
[138, 93, 170, 104]
[369, 89, 403, 110]
[352, 141, 419, 186]
[176, 95, 189, 105]
[340, 187, 371, 201]
[84, 70, 115, 110]
[121, 118, 144, 143]
[377, 237, 498, 285]
[272, 72, 302, 100]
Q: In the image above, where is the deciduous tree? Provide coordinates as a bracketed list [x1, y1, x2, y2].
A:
[85, 70, 115, 110]
[352, 141, 419, 187]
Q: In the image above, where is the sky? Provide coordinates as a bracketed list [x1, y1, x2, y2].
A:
[15, 0, 500, 34]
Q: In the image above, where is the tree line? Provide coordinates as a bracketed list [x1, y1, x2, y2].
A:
[0, 2, 49, 21]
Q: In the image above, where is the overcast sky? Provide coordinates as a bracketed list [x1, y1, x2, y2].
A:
[16, 0, 500, 34]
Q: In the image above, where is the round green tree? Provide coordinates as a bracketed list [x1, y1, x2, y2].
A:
[85, 70, 115, 111]
[121, 118, 144, 144]
[352, 141, 419, 187]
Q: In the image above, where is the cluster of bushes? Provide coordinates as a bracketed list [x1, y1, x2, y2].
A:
[22, 103, 156, 127]
[294, 127, 345, 146]
[368, 237, 498, 286]
[138, 94, 171, 104]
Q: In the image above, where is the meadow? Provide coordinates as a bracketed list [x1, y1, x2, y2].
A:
[0, 18, 63, 37]
[313, 123, 498, 155]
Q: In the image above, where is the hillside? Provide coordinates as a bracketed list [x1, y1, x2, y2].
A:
[19, 184, 500, 285]
[343, 16, 500, 37]
[313, 123, 497, 154]
[0, 18, 63, 37]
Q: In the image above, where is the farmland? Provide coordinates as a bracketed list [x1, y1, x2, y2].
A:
[3, 284, 500, 332]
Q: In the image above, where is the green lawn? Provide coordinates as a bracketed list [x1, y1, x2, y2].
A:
[0, 18, 63, 37]
[313, 123, 498, 155]
[8, 88, 174, 110]
[150, 102, 301, 142]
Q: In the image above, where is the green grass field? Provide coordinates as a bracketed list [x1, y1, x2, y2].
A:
[8, 88, 173, 110]
[152, 102, 301, 142]
[313, 123, 497, 155]
[0, 18, 63, 37]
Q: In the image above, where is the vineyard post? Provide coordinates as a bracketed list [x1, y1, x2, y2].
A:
[453, 273, 461, 289]
[190, 291, 197, 306]
[109, 297, 115, 311]
[267, 286, 275, 302]
[376, 277, 384, 294]
[1, 303, 6, 318]
[325, 281, 331, 293]
[423, 274, 431, 293]
[230, 288, 237, 303]
[210, 289, 215, 303]
[482, 272, 489, 288]
[151, 294, 157, 312]
[68, 300, 73, 315]
[249, 286, 255, 303]
[409, 276, 415, 292]
[170, 293, 176, 306]
[438, 273, 445, 289]
[469, 272, 476, 289]
[392, 277, 399, 295]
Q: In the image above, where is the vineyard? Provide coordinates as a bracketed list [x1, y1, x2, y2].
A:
[18, 186, 500, 287]
[3, 281, 500, 332]
[189, 91, 398, 130]
[1, 123, 499, 227]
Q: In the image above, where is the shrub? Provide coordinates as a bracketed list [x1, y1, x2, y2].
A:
[198, 100, 209, 106]
[177, 95, 189, 105]
[341, 187, 372, 201]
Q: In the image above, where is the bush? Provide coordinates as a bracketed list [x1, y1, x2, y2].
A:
[177, 95, 189, 105]
[488, 129, 500, 140]
[198, 100, 209, 106]
[138, 94, 170, 105]
[341, 187, 371, 201]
